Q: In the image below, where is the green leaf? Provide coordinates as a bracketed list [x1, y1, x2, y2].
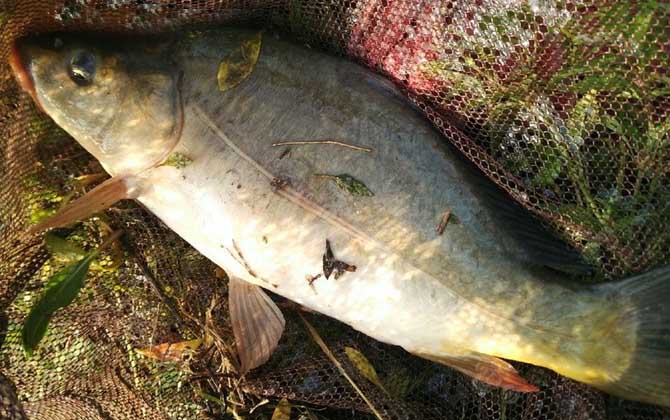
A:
[217, 31, 263, 92]
[22, 253, 96, 356]
[45, 233, 87, 264]
[318, 174, 374, 197]
[344, 346, 387, 393]
[160, 152, 193, 169]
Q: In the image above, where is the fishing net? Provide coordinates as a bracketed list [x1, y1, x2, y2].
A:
[0, 1, 669, 419]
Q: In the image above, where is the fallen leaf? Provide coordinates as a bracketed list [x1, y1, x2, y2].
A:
[218, 31, 263, 92]
[161, 152, 193, 169]
[22, 253, 96, 356]
[317, 174, 374, 197]
[45, 233, 87, 264]
[299, 314, 384, 420]
[136, 338, 202, 362]
[344, 346, 388, 393]
[271, 398, 291, 420]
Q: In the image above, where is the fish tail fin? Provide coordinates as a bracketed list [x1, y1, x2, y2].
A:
[593, 266, 670, 406]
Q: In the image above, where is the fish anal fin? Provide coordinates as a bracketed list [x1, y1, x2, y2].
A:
[229, 276, 285, 374]
[28, 176, 137, 234]
[415, 351, 539, 393]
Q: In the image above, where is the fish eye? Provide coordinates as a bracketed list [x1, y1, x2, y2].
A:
[68, 51, 96, 86]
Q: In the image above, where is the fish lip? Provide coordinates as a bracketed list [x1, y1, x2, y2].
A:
[9, 41, 44, 112]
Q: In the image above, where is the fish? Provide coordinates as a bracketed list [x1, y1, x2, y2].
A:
[10, 28, 670, 406]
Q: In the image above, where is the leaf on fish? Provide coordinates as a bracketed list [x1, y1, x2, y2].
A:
[344, 346, 388, 393]
[271, 398, 292, 420]
[318, 174, 374, 197]
[135, 338, 203, 362]
[161, 152, 193, 169]
[217, 31, 263, 92]
[22, 253, 97, 356]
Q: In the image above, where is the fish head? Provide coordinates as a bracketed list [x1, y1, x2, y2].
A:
[11, 34, 182, 176]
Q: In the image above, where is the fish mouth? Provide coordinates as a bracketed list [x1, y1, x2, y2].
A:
[9, 41, 43, 111]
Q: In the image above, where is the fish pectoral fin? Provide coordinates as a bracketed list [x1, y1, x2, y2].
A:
[28, 175, 138, 234]
[229, 276, 285, 374]
[414, 351, 539, 393]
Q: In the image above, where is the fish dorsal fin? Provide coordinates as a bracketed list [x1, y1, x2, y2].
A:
[460, 157, 593, 276]
[229, 276, 285, 373]
[415, 350, 539, 392]
[28, 175, 137, 234]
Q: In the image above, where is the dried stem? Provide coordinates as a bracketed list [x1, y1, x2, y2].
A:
[436, 209, 452, 235]
[299, 313, 385, 420]
[272, 140, 373, 153]
[97, 229, 123, 252]
[132, 252, 191, 334]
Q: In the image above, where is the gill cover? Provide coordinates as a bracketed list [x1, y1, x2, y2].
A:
[15, 34, 183, 176]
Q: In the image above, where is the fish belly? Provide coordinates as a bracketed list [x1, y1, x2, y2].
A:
[134, 111, 477, 354]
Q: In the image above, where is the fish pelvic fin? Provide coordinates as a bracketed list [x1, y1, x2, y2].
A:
[229, 276, 285, 374]
[27, 175, 138, 234]
[588, 266, 670, 407]
[414, 351, 538, 393]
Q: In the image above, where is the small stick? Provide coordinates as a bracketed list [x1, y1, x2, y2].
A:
[97, 229, 123, 252]
[133, 252, 191, 334]
[299, 313, 385, 420]
[272, 140, 373, 153]
[436, 209, 452, 235]
[306, 273, 322, 285]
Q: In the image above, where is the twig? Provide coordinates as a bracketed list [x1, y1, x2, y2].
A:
[187, 372, 238, 382]
[97, 230, 123, 252]
[299, 313, 385, 420]
[272, 140, 373, 153]
[436, 209, 452, 235]
[132, 252, 191, 334]
[248, 399, 270, 414]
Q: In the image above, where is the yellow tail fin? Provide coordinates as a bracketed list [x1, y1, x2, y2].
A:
[592, 266, 670, 406]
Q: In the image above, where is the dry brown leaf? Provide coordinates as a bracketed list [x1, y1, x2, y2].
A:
[135, 338, 202, 362]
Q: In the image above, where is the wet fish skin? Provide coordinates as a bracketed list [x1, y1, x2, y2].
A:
[13, 29, 670, 406]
